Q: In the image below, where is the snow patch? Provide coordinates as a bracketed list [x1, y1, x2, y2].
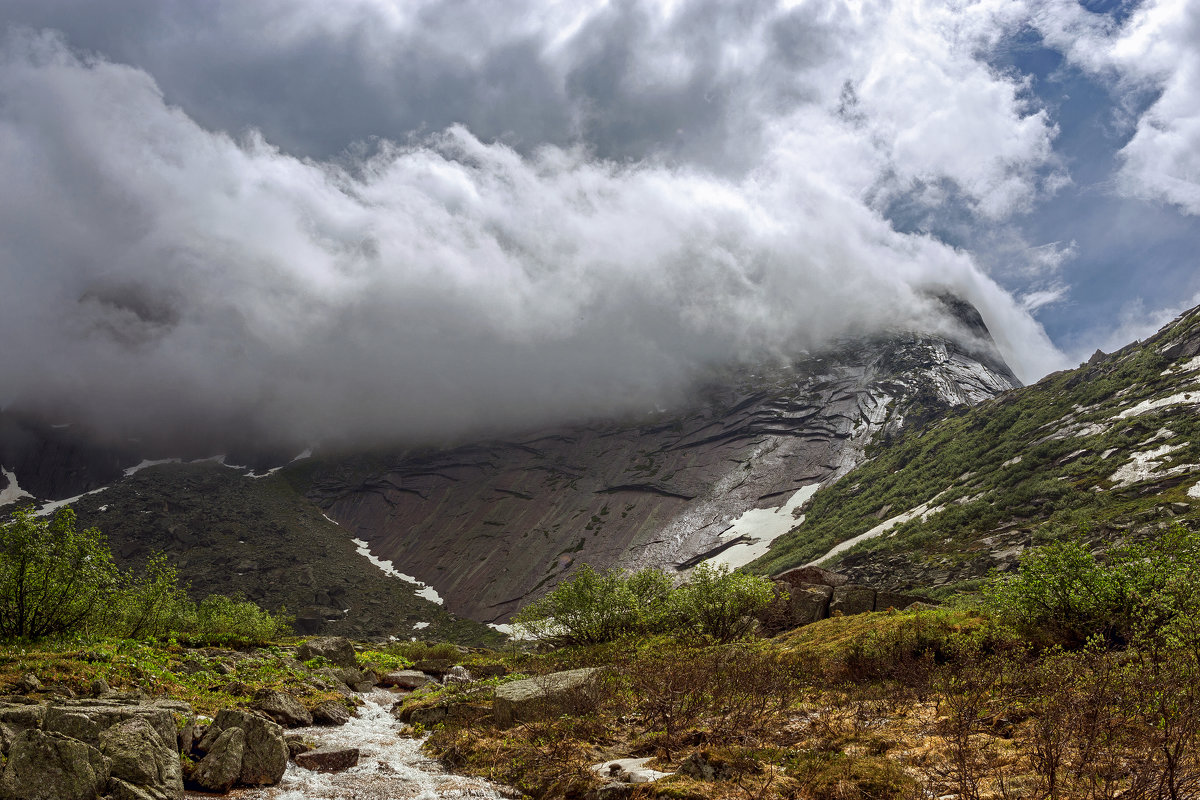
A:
[703, 483, 822, 571]
[0, 467, 33, 507]
[1117, 391, 1200, 419]
[1108, 443, 1190, 487]
[35, 487, 108, 516]
[351, 538, 443, 605]
[809, 500, 942, 566]
[1190, 483, 1200, 500]
[245, 466, 283, 479]
[321, 513, 339, 526]
[291, 447, 313, 462]
[1002, 456, 1023, 467]
[412, 622, 429, 630]
[1162, 355, 1200, 376]
[123, 458, 181, 476]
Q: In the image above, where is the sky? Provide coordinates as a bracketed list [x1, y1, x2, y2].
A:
[0, 0, 1198, 451]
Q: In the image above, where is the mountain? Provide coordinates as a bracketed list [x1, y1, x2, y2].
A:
[0, 298, 1016, 635]
[749, 303, 1200, 593]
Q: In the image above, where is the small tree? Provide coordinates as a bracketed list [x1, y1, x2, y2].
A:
[514, 565, 673, 645]
[0, 507, 118, 639]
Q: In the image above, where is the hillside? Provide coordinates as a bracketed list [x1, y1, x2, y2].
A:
[750, 304, 1200, 591]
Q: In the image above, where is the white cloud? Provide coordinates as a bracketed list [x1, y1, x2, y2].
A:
[1034, 0, 1200, 215]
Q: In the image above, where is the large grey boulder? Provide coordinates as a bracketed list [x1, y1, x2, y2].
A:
[99, 716, 183, 800]
[493, 668, 600, 727]
[789, 583, 835, 625]
[297, 637, 358, 669]
[198, 710, 288, 787]
[0, 729, 110, 800]
[830, 585, 876, 617]
[0, 702, 46, 730]
[189, 727, 244, 794]
[252, 689, 313, 728]
[44, 702, 176, 749]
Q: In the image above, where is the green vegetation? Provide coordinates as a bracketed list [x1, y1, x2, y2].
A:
[512, 563, 775, 645]
[416, 523, 1200, 799]
[748, 314, 1200, 586]
[0, 506, 291, 646]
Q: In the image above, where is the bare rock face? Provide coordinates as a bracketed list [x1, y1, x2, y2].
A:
[311, 700, 352, 727]
[0, 729, 110, 800]
[311, 329, 1016, 624]
[197, 710, 287, 787]
[830, 585, 877, 617]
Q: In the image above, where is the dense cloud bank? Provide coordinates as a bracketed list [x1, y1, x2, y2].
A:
[8, 0, 1194, 449]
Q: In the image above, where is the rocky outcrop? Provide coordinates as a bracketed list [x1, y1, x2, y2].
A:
[311, 700, 352, 726]
[760, 569, 929, 633]
[99, 717, 183, 800]
[251, 689, 313, 728]
[493, 668, 601, 727]
[297, 637, 358, 669]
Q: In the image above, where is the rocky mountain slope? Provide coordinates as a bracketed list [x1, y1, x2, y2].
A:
[749, 304, 1200, 593]
[1, 299, 1016, 631]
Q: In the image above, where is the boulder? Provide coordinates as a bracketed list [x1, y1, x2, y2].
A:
[297, 637, 357, 669]
[199, 710, 288, 787]
[188, 727, 244, 794]
[16, 673, 41, 694]
[0, 702, 46, 729]
[88, 679, 109, 697]
[284, 733, 315, 759]
[251, 689, 313, 728]
[830, 585, 876, 617]
[379, 670, 433, 690]
[311, 700, 352, 727]
[295, 747, 360, 773]
[493, 668, 599, 727]
[44, 702, 177, 749]
[789, 583, 834, 625]
[774, 566, 849, 588]
[0, 729, 110, 800]
[590, 758, 672, 784]
[443, 665, 473, 685]
[99, 717, 183, 800]
[412, 658, 456, 677]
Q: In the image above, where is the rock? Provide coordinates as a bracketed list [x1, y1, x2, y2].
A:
[0, 702, 46, 729]
[412, 658, 456, 677]
[99, 716, 183, 800]
[679, 750, 730, 781]
[830, 585, 876, 616]
[493, 668, 600, 727]
[220, 710, 288, 786]
[88, 679, 109, 697]
[774, 565, 849, 588]
[284, 733, 315, 759]
[874, 591, 926, 611]
[790, 583, 834, 625]
[44, 702, 177, 749]
[379, 670, 433, 690]
[188, 727, 244, 794]
[311, 700, 352, 727]
[0, 729, 110, 800]
[294, 747, 360, 773]
[297, 637, 358, 669]
[16, 673, 41, 694]
[252, 689, 313, 728]
[590, 758, 672, 784]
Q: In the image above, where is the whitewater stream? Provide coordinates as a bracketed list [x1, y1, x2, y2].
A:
[189, 689, 508, 800]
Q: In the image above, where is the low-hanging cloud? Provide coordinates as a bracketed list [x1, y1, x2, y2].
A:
[0, 24, 1066, 453]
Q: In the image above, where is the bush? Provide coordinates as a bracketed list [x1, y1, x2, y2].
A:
[0, 508, 118, 639]
[187, 594, 292, 646]
[984, 524, 1200, 647]
[671, 563, 777, 643]
[514, 563, 775, 645]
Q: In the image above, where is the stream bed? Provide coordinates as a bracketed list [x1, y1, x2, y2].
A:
[188, 689, 507, 800]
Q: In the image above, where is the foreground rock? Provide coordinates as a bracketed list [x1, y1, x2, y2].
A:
[100, 717, 183, 800]
[760, 568, 931, 633]
[189, 728, 244, 794]
[0, 729, 110, 800]
[493, 668, 600, 727]
[379, 669, 433, 690]
[197, 710, 288, 787]
[252, 689, 313, 728]
[297, 637, 358, 669]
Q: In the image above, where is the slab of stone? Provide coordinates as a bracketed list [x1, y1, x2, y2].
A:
[189, 727, 244, 794]
[297, 637, 358, 669]
[0, 729, 110, 800]
[251, 689, 313, 728]
[379, 670, 433, 690]
[311, 700, 352, 727]
[493, 668, 599, 727]
[774, 565, 849, 588]
[591, 757, 673, 784]
[295, 747, 360, 773]
[99, 716, 183, 800]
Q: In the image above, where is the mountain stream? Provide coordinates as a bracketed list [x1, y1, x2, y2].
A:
[189, 689, 507, 800]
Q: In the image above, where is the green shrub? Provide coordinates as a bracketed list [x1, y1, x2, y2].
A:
[514, 563, 775, 645]
[186, 594, 292, 646]
[0, 508, 118, 639]
[983, 524, 1200, 647]
[670, 563, 777, 643]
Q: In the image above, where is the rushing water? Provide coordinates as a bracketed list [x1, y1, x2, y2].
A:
[191, 690, 507, 800]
